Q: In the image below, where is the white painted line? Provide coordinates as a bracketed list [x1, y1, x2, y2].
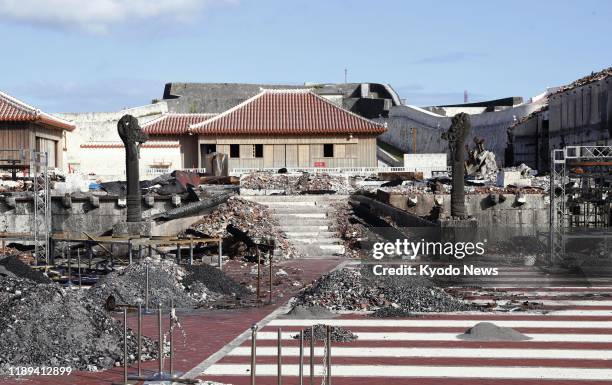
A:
[254, 331, 612, 342]
[469, 299, 612, 306]
[268, 319, 612, 328]
[203, 364, 612, 380]
[227, 346, 612, 359]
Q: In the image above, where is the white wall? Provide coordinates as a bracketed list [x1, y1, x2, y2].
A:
[57, 102, 168, 174]
[404, 153, 447, 178]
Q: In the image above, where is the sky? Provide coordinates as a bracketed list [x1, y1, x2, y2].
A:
[0, 0, 610, 112]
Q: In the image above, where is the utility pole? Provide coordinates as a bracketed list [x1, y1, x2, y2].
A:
[344, 68, 347, 84]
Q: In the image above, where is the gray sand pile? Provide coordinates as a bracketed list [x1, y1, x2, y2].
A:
[0, 276, 157, 373]
[293, 324, 358, 342]
[458, 322, 531, 341]
[88, 260, 250, 309]
[88, 259, 196, 309]
[280, 305, 337, 319]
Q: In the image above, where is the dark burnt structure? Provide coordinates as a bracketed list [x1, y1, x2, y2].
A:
[117, 115, 148, 223]
[442, 113, 471, 219]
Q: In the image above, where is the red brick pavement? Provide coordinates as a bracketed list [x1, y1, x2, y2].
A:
[0, 258, 342, 385]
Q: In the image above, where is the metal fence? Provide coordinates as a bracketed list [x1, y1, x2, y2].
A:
[230, 166, 451, 177]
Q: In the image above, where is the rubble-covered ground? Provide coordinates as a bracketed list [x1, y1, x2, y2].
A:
[87, 259, 248, 309]
[190, 196, 301, 259]
[241, 172, 354, 194]
[0, 276, 158, 373]
[295, 266, 476, 315]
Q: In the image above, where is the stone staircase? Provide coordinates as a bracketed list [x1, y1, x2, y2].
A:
[242, 195, 347, 258]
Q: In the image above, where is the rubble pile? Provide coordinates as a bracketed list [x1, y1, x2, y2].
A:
[182, 264, 250, 299]
[89, 259, 253, 309]
[241, 172, 353, 194]
[0, 277, 158, 373]
[191, 196, 300, 259]
[294, 324, 358, 342]
[556, 66, 612, 93]
[328, 201, 368, 258]
[295, 267, 474, 314]
[0, 255, 51, 283]
[88, 260, 197, 309]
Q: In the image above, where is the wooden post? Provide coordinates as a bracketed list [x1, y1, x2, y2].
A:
[189, 239, 194, 265]
[256, 248, 261, 302]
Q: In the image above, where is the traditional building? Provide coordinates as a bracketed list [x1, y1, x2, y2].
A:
[187, 89, 387, 170]
[0, 90, 75, 169]
[141, 113, 216, 169]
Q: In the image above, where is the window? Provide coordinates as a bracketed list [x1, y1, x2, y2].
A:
[323, 143, 334, 158]
[254, 144, 264, 158]
[230, 144, 240, 158]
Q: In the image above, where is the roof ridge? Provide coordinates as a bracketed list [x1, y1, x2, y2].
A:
[260, 88, 312, 94]
[188, 91, 267, 131]
[307, 90, 387, 129]
[0, 90, 39, 116]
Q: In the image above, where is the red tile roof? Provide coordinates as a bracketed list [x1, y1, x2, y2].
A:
[0, 90, 75, 131]
[142, 113, 217, 135]
[80, 141, 180, 149]
[188, 89, 386, 135]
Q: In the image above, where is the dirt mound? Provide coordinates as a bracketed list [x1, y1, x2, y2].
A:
[0, 277, 157, 373]
[458, 322, 531, 341]
[0, 255, 51, 283]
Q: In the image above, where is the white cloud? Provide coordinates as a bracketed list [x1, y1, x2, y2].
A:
[0, 0, 231, 33]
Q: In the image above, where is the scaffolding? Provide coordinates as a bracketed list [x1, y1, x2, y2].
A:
[550, 145, 612, 265]
[0, 149, 50, 263]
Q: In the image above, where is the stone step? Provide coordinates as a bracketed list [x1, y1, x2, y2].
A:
[275, 218, 332, 226]
[276, 225, 329, 232]
[272, 212, 327, 219]
[290, 237, 342, 245]
[284, 231, 336, 238]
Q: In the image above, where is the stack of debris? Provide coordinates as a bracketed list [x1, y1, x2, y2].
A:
[190, 196, 300, 259]
[328, 201, 368, 258]
[295, 266, 474, 315]
[465, 137, 498, 180]
[241, 172, 353, 194]
[0, 276, 158, 373]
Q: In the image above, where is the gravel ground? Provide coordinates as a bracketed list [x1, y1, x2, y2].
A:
[293, 324, 358, 342]
[280, 305, 337, 319]
[295, 266, 476, 314]
[0, 276, 158, 373]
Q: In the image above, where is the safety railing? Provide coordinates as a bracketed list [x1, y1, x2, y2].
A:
[230, 166, 450, 176]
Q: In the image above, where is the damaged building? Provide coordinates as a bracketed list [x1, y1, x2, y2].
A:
[510, 67, 612, 171]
